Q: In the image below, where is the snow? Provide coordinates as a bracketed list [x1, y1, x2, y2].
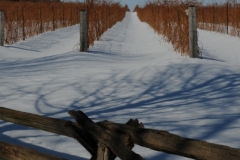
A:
[0, 12, 240, 160]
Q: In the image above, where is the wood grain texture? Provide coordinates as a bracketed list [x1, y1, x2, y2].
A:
[68, 110, 145, 160]
[98, 121, 240, 160]
[65, 121, 97, 155]
[0, 106, 71, 137]
[2, 106, 239, 160]
[91, 119, 144, 160]
[0, 141, 66, 160]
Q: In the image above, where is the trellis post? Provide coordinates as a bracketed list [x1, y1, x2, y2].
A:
[188, 5, 198, 58]
[0, 11, 4, 46]
[80, 10, 88, 52]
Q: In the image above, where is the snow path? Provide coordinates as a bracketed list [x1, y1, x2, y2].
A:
[91, 13, 174, 56]
[0, 12, 240, 160]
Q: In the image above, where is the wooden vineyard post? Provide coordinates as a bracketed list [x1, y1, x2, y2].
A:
[52, 6, 55, 31]
[0, 11, 4, 46]
[22, 7, 25, 41]
[226, 2, 229, 34]
[188, 5, 198, 58]
[80, 10, 88, 52]
[40, 7, 43, 34]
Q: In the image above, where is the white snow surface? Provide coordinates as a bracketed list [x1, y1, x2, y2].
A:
[0, 12, 240, 160]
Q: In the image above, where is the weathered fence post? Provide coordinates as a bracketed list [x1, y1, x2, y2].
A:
[97, 143, 110, 160]
[0, 11, 4, 46]
[80, 10, 88, 52]
[188, 5, 198, 58]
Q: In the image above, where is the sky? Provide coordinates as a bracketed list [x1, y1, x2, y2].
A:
[119, 0, 146, 11]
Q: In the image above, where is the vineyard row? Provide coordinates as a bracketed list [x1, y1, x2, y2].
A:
[135, 1, 240, 56]
[0, 1, 129, 46]
[198, 3, 240, 36]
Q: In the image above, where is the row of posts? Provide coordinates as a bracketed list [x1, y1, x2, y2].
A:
[79, 7, 198, 57]
[0, 7, 198, 58]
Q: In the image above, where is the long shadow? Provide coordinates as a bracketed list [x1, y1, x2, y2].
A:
[1, 52, 240, 159]
[5, 46, 41, 52]
[201, 48, 225, 63]
[202, 56, 225, 62]
[89, 50, 117, 56]
[148, 153, 191, 160]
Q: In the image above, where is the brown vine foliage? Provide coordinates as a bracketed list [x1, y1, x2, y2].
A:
[86, 1, 129, 47]
[198, 2, 240, 37]
[0, 1, 129, 46]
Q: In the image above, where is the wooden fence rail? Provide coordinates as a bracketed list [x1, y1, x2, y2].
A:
[0, 141, 66, 160]
[0, 106, 240, 160]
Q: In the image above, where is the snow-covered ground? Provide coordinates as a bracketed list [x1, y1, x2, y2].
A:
[0, 12, 240, 160]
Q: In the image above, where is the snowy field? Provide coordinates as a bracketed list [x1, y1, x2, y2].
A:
[0, 12, 240, 160]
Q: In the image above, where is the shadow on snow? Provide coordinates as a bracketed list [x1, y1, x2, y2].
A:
[0, 53, 240, 160]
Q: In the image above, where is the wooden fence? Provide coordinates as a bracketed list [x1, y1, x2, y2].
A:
[0, 106, 240, 160]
